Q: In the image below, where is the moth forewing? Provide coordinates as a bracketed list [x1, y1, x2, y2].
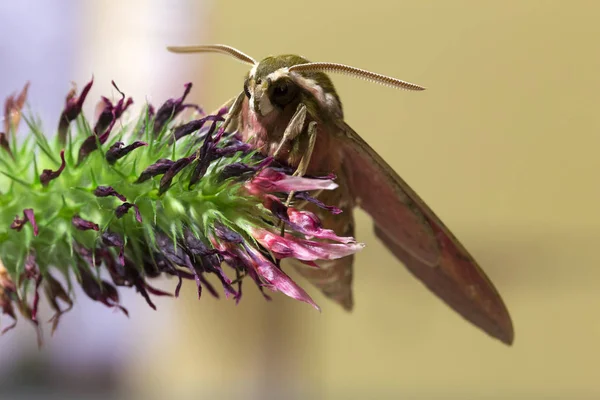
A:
[336, 121, 514, 345]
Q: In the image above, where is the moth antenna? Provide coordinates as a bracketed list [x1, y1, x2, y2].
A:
[167, 44, 257, 66]
[288, 62, 425, 91]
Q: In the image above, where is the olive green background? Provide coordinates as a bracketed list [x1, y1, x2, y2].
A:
[122, 1, 600, 398]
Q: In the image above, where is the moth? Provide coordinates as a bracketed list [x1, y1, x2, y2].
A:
[168, 44, 514, 345]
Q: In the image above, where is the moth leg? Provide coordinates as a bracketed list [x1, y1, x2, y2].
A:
[271, 103, 311, 236]
[278, 121, 317, 237]
[284, 121, 317, 207]
[220, 91, 245, 134]
[273, 103, 307, 159]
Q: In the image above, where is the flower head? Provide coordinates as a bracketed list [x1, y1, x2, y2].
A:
[0, 81, 364, 343]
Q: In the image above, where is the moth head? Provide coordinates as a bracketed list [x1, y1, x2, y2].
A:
[167, 44, 426, 119]
[244, 54, 338, 118]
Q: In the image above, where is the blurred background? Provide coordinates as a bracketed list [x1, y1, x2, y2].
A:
[1, 0, 599, 399]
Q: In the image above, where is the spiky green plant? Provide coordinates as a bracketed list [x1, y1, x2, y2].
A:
[0, 80, 363, 344]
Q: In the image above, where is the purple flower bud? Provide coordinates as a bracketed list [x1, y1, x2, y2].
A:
[219, 162, 257, 181]
[172, 114, 224, 142]
[78, 263, 128, 316]
[77, 121, 114, 164]
[156, 233, 213, 299]
[294, 191, 343, 215]
[93, 81, 133, 135]
[105, 141, 147, 164]
[143, 284, 173, 298]
[133, 205, 142, 223]
[212, 240, 267, 303]
[196, 274, 220, 299]
[209, 263, 237, 299]
[10, 209, 38, 236]
[24, 252, 38, 279]
[94, 98, 114, 135]
[40, 149, 66, 186]
[135, 104, 155, 138]
[141, 254, 163, 278]
[159, 155, 194, 194]
[97, 248, 127, 285]
[214, 139, 253, 157]
[94, 186, 127, 202]
[213, 221, 244, 243]
[102, 254, 171, 311]
[102, 231, 124, 247]
[152, 83, 193, 135]
[58, 78, 93, 144]
[115, 202, 142, 222]
[183, 230, 220, 257]
[71, 215, 99, 231]
[44, 273, 73, 334]
[23, 253, 42, 322]
[114, 203, 129, 219]
[101, 231, 125, 265]
[183, 230, 236, 299]
[233, 270, 244, 304]
[155, 233, 193, 268]
[188, 134, 217, 187]
[136, 158, 174, 183]
[73, 244, 100, 268]
[150, 254, 195, 298]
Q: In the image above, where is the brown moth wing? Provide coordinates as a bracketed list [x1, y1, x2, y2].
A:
[337, 121, 514, 345]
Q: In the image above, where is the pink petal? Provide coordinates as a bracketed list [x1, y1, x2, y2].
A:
[253, 228, 364, 261]
[210, 235, 319, 311]
[244, 247, 320, 311]
[246, 168, 337, 195]
[287, 207, 355, 243]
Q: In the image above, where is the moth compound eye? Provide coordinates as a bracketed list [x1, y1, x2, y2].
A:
[269, 79, 297, 108]
[274, 84, 288, 97]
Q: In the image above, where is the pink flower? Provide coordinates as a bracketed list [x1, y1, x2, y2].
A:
[262, 194, 354, 243]
[245, 167, 338, 195]
[210, 233, 320, 311]
[287, 207, 355, 243]
[251, 227, 364, 261]
[244, 246, 320, 311]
